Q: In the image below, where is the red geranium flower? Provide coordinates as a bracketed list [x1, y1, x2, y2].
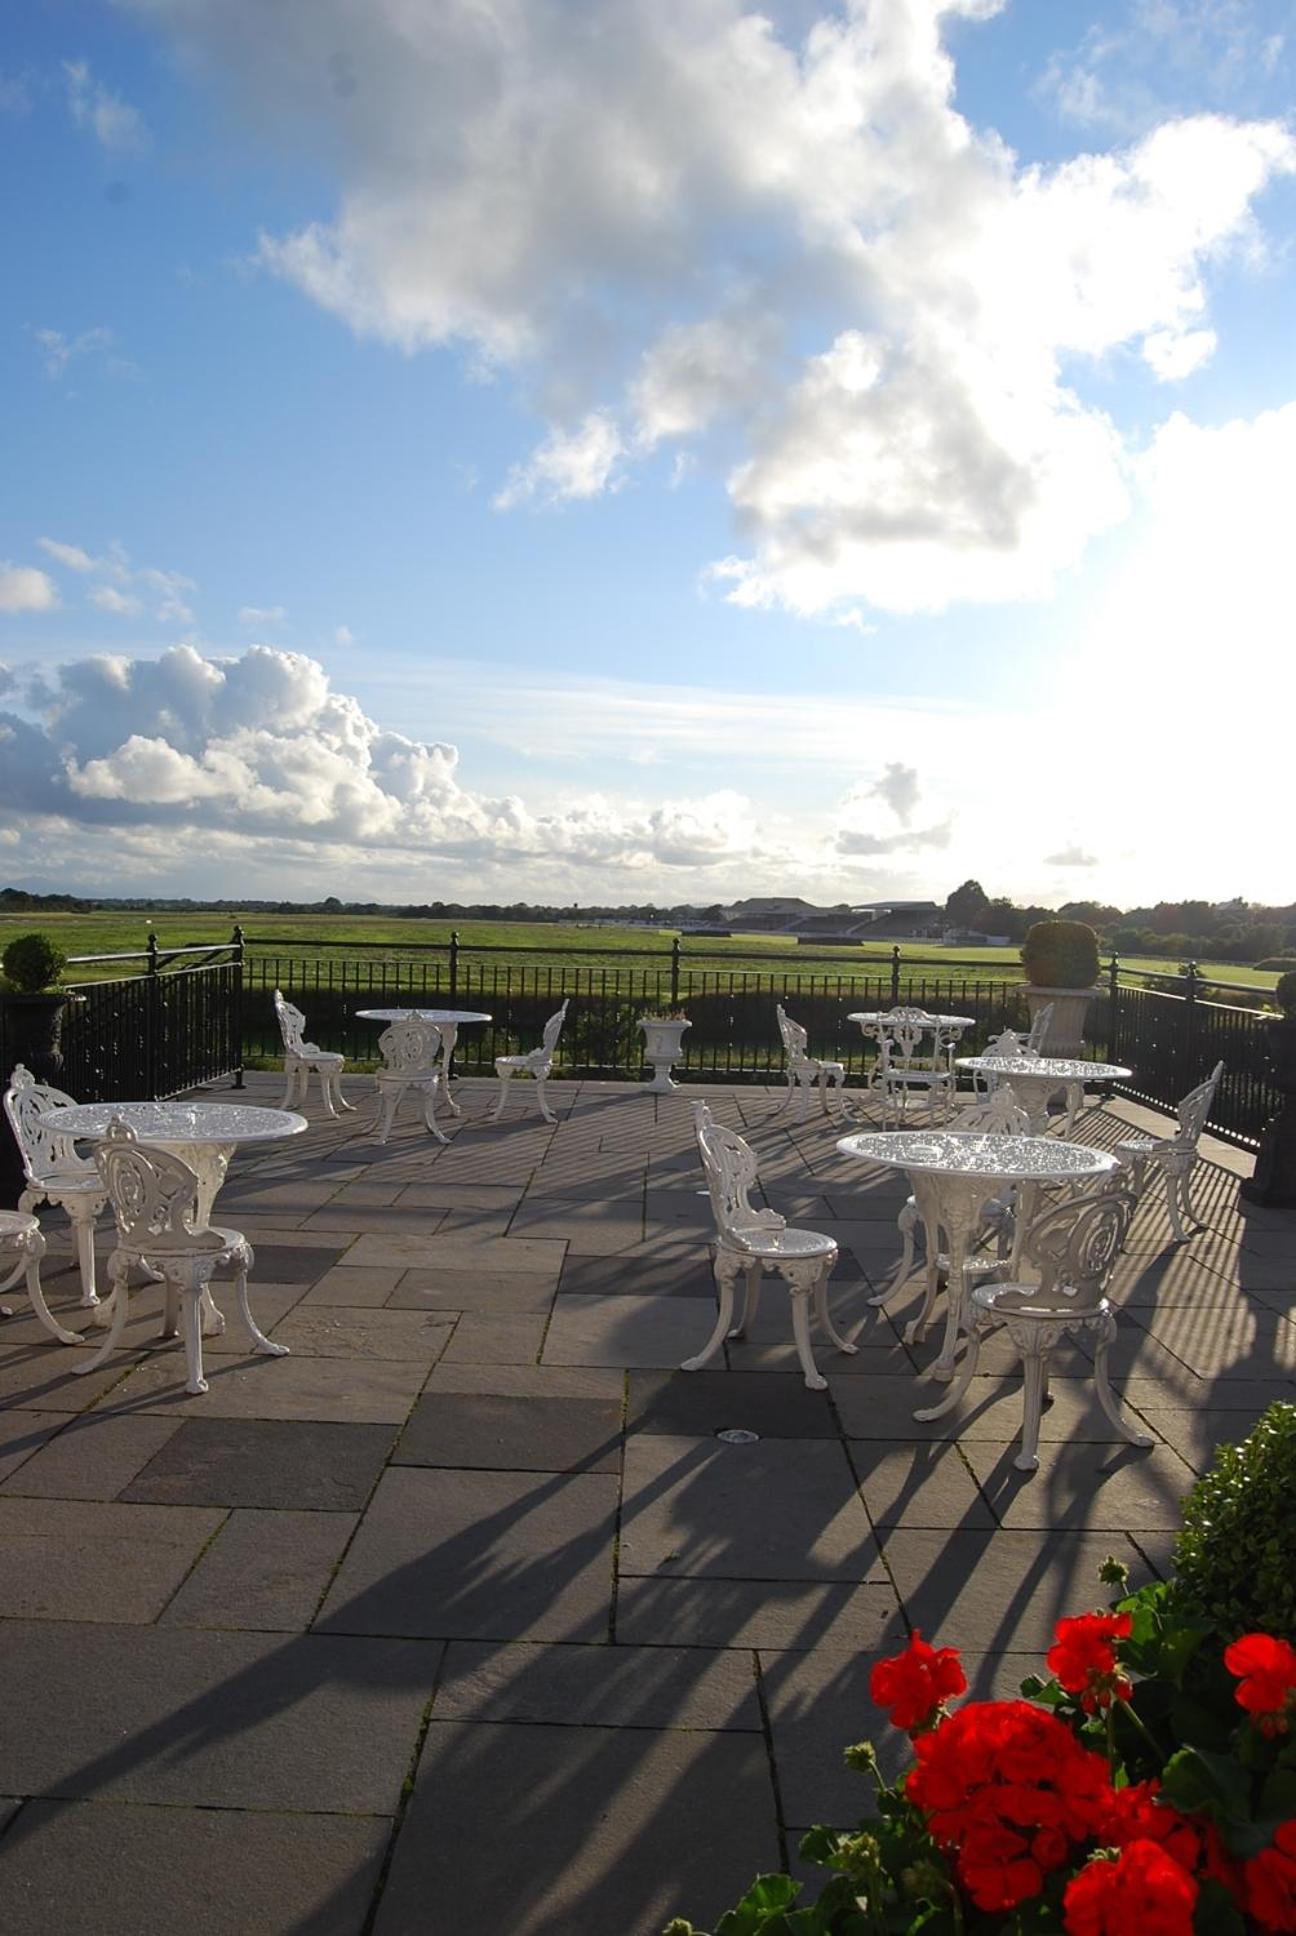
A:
[906, 1700, 1112, 1912]
[1245, 1819, 1296, 1932]
[1047, 1611, 1134, 1713]
[1099, 1778, 1201, 1872]
[1224, 1634, 1296, 1737]
[868, 1629, 966, 1732]
[1063, 1840, 1198, 1935]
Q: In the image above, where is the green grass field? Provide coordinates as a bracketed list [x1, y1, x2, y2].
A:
[0, 909, 1278, 1000]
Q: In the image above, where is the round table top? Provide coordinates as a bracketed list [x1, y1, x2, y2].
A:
[847, 1011, 976, 1030]
[37, 1101, 308, 1145]
[836, 1128, 1119, 1181]
[354, 1008, 492, 1025]
[956, 1055, 1132, 1081]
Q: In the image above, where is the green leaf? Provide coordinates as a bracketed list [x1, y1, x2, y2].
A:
[1193, 1879, 1247, 1935]
[713, 1873, 803, 1936]
[797, 1828, 841, 1868]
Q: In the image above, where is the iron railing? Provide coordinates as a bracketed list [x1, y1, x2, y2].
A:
[7, 928, 1280, 1148]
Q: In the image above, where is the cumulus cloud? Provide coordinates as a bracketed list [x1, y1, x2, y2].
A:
[1045, 844, 1098, 868]
[90, 585, 143, 617]
[1038, 3, 1288, 138]
[0, 566, 59, 614]
[834, 763, 950, 857]
[120, 0, 1294, 618]
[36, 537, 196, 626]
[38, 538, 96, 573]
[238, 605, 287, 627]
[0, 643, 763, 878]
[64, 59, 149, 153]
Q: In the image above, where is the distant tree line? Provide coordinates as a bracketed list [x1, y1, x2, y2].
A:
[941, 881, 1296, 965]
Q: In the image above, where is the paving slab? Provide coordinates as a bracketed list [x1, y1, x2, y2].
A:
[615, 1576, 905, 1651]
[111, 1353, 429, 1423]
[235, 1240, 349, 1283]
[0, 1621, 436, 1812]
[0, 1413, 181, 1500]
[266, 1306, 455, 1362]
[345, 1233, 566, 1276]
[0, 1496, 226, 1622]
[0, 1349, 139, 1412]
[507, 1203, 647, 1254]
[316, 1464, 619, 1641]
[121, 1418, 397, 1510]
[387, 1266, 556, 1313]
[961, 1440, 1197, 1531]
[440, 1312, 548, 1363]
[423, 1362, 624, 1400]
[627, 1369, 838, 1438]
[298, 1264, 404, 1306]
[0, 1799, 390, 1936]
[1135, 1404, 1275, 1473]
[831, 1372, 1150, 1444]
[395, 1390, 623, 1472]
[851, 1441, 995, 1530]
[619, 1434, 882, 1582]
[160, 1508, 360, 1631]
[881, 1528, 1154, 1651]
[0, 1409, 69, 1484]
[396, 1182, 530, 1211]
[435, 1639, 760, 1730]
[543, 1292, 717, 1367]
[375, 1721, 778, 1936]
[558, 1250, 717, 1298]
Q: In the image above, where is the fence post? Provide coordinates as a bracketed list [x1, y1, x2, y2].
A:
[146, 931, 161, 1098]
[232, 924, 245, 1090]
[670, 935, 682, 1010]
[890, 946, 901, 1005]
[449, 930, 459, 1000]
[1107, 953, 1120, 1063]
[1183, 959, 1199, 1088]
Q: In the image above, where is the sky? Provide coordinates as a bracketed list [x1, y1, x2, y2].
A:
[1, 0, 1293, 912]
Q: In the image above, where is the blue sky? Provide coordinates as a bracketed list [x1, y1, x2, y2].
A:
[1, 0, 1293, 908]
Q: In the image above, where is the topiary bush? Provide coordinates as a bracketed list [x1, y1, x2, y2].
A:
[1274, 969, 1296, 1017]
[1, 931, 68, 993]
[1172, 1401, 1296, 1642]
[1020, 918, 1099, 989]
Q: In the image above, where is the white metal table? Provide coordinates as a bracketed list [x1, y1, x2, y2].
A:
[955, 1055, 1132, 1137]
[845, 1010, 977, 1123]
[355, 1008, 492, 1117]
[835, 1128, 1119, 1380]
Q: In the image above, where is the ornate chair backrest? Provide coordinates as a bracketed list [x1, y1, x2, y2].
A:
[1175, 1061, 1224, 1151]
[951, 1084, 1031, 1137]
[94, 1118, 203, 1251]
[1025, 1003, 1055, 1053]
[775, 1005, 810, 1062]
[1022, 1185, 1136, 1312]
[877, 1007, 938, 1070]
[985, 1028, 1035, 1061]
[540, 1001, 570, 1057]
[2, 1064, 92, 1183]
[378, 1016, 442, 1075]
[273, 989, 307, 1056]
[692, 1101, 779, 1247]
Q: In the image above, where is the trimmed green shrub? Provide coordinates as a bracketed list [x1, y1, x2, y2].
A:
[1172, 1401, 1296, 1642]
[1, 931, 68, 993]
[1257, 957, 1296, 973]
[1274, 969, 1296, 1016]
[1020, 919, 1099, 989]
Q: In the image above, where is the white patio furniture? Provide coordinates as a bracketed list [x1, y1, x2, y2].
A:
[374, 1016, 448, 1146]
[491, 1000, 569, 1125]
[685, 1101, 857, 1391]
[356, 1007, 492, 1117]
[79, 1119, 288, 1396]
[4, 1064, 109, 1318]
[1114, 1060, 1225, 1242]
[273, 989, 354, 1117]
[968, 1022, 1042, 1095]
[0, 1208, 82, 1344]
[955, 1053, 1132, 1138]
[869, 1085, 1033, 1330]
[849, 1008, 969, 1126]
[913, 1182, 1152, 1472]
[836, 1127, 1120, 1378]
[773, 1004, 845, 1122]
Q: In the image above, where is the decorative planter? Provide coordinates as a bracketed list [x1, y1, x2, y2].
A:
[1240, 1017, 1296, 1208]
[638, 1018, 691, 1093]
[0, 992, 74, 1210]
[1023, 984, 1100, 1058]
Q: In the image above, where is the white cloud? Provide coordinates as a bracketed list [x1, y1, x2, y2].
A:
[121, 0, 1294, 618]
[1038, 4, 1288, 138]
[0, 566, 59, 614]
[64, 59, 149, 154]
[333, 625, 355, 647]
[89, 584, 143, 617]
[38, 538, 96, 572]
[238, 605, 287, 628]
[1045, 844, 1098, 868]
[35, 538, 197, 626]
[32, 325, 114, 380]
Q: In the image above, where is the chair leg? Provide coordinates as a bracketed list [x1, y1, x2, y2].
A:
[870, 1201, 918, 1308]
[786, 1276, 827, 1391]
[682, 1258, 740, 1372]
[180, 1283, 209, 1395]
[1015, 1344, 1049, 1472]
[24, 1238, 82, 1347]
[159, 1279, 180, 1339]
[795, 1076, 810, 1124]
[377, 1084, 399, 1145]
[813, 1260, 856, 1355]
[316, 1066, 338, 1119]
[279, 1061, 297, 1109]
[1091, 1316, 1153, 1449]
[68, 1205, 104, 1314]
[72, 1254, 132, 1375]
[422, 1080, 449, 1146]
[235, 1265, 291, 1359]
[535, 1076, 557, 1126]
[1163, 1166, 1188, 1242]
[490, 1069, 513, 1122]
[1178, 1166, 1200, 1233]
[728, 1261, 762, 1340]
[332, 1069, 356, 1112]
[914, 1322, 984, 1422]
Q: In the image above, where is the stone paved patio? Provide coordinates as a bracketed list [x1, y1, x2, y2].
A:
[0, 1072, 1290, 1934]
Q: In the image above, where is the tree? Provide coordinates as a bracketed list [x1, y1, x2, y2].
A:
[945, 879, 989, 931]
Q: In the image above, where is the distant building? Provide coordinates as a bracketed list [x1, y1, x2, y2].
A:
[719, 897, 940, 939]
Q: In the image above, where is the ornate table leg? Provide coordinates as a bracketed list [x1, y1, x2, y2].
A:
[438, 1024, 463, 1116]
[930, 1175, 1001, 1379]
[902, 1173, 945, 1345]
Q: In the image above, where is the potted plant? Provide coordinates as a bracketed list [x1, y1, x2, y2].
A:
[1, 933, 74, 1085]
[1020, 919, 1101, 1055]
[1240, 970, 1296, 1207]
[637, 1009, 691, 1092]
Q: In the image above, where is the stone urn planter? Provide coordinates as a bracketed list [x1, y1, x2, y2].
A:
[1241, 978, 1296, 1207]
[1020, 919, 1102, 1057]
[0, 932, 76, 1210]
[638, 1016, 691, 1093]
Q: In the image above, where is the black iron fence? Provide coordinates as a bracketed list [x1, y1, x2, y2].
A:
[7, 928, 1280, 1149]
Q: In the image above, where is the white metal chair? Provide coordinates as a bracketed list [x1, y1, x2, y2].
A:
[374, 1017, 448, 1146]
[685, 1101, 857, 1390]
[3, 1064, 108, 1318]
[1024, 1003, 1055, 1053]
[80, 1118, 288, 1396]
[871, 1009, 957, 1125]
[491, 1000, 569, 1125]
[0, 1208, 81, 1343]
[870, 1085, 1032, 1339]
[774, 1004, 846, 1122]
[914, 1182, 1152, 1472]
[273, 989, 354, 1117]
[1114, 1061, 1224, 1242]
